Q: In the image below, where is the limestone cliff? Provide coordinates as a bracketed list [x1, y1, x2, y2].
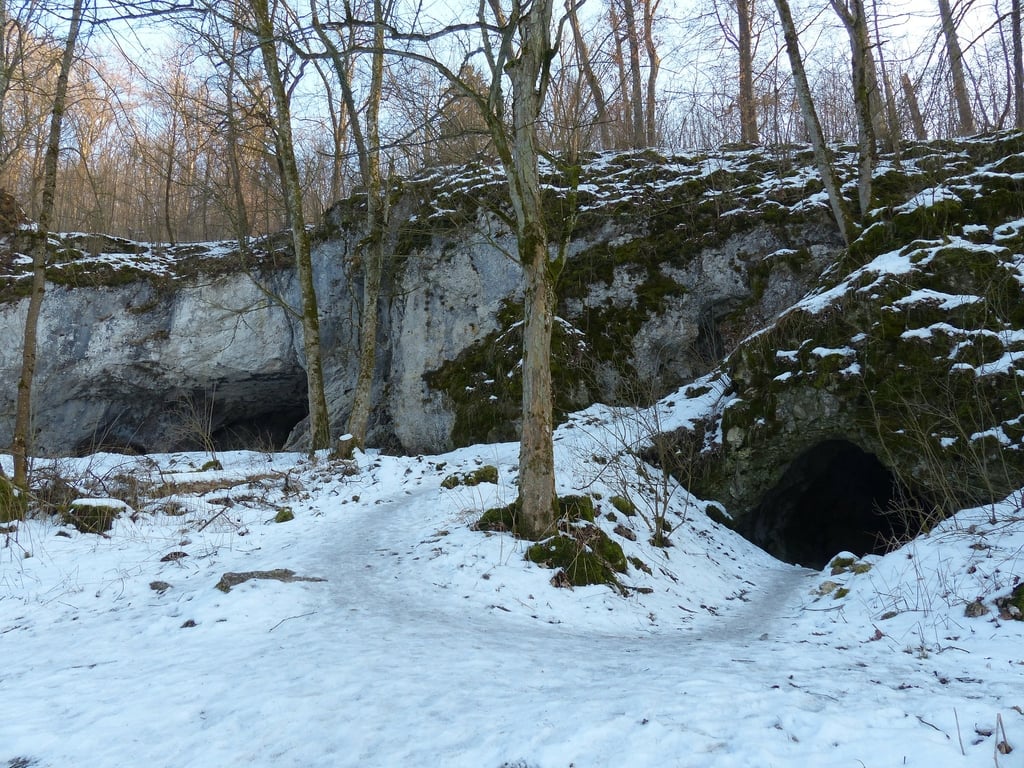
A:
[0, 145, 855, 455]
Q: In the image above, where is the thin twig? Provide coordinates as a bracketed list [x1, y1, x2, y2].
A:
[916, 714, 949, 738]
[995, 712, 1012, 766]
[268, 611, 317, 632]
[955, 708, 965, 756]
[197, 507, 231, 532]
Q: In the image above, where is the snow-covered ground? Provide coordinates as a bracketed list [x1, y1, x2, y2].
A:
[2, 392, 1023, 767]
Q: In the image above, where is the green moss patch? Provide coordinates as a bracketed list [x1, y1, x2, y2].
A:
[274, 507, 295, 523]
[474, 500, 520, 533]
[830, 556, 872, 575]
[441, 465, 498, 489]
[62, 498, 130, 534]
[0, 476, 26, 523]
[557, 494, 596, 522]
[525, 523, 627, 590]
[609, 495, 637, 517]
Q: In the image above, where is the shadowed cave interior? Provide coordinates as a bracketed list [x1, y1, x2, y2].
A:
[739, 440, 914, 570]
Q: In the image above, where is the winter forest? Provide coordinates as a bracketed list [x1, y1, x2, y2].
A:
[0, 0, 1019, 241]
[3, 0, 1024, 765]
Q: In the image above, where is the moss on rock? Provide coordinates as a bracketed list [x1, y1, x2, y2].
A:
[0, 476, 26, 522]
[557, 494, 596, 523]
[690, 133, 1024, 539]
[525, 523, 627, 590]
[474, 500, 520, 534]
[62, 498, 128, 534]
[441, 465, 499, 490]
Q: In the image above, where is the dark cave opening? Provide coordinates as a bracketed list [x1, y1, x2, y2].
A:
[739, 440, 915, 570]
[71, 375, 310, 456]
[208, 401, 310, 451]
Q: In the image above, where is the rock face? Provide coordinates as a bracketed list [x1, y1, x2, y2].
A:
[687, 132, 1024, 566]
[0, 267, 308, 454]
[0, 147, 844, 455]
[4, 134, 1023, 569]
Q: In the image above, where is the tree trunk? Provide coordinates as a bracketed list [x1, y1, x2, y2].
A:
[607, 2, 631, 148]
[567, 0, 612, 149]
[620, 0, 646, 147]
[251, 0, 331, 451]
[1014, 0, 1023, 129]
[505, 0, 558, 540]
[163, 113, 177, 243]
[346, 0, 387, 450]
[223, 33, 252, 259]
[642, 0, 661, 146]
[830, 0, 877, 215]
[901, 72, 927, 139]
[737, 0, 759, 143]
[12, 0, 86, 500]
[773, 0, 858, 245]
[938, 0, 975, 135]
[871, 0, 901, 151]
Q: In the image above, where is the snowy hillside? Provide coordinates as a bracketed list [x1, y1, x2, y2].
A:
[2, 388, 1023, 767]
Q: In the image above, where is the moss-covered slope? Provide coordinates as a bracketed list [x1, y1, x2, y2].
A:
[691, 131, 1024, 529]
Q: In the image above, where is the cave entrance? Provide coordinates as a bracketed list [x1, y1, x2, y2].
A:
[739, 440, 913, 570]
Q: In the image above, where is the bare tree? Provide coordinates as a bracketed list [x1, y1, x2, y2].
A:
[500, 0, 563, 538]
[249, 0, 331, 450]
[566, 0, 612, 148]
[605, 0, 661, 147]
[772, 0, 858, 244]
[901, 71, 928, 139]
[12, 0, 87, 499]
[736, 0, 758, 142]
[642, 0, 661, 145]
[1012, 0, 1023, 128]
[829, 0, 880, 214]
[309, 0, 390, 450]
[937, 0, 975, 134]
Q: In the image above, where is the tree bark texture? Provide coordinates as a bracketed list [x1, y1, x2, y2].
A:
[1014, 0, 1023, 129]
[505, 0, 559, 540]
[737, 0, 759, 143]
[251, 0, 331, 450]
[346, 0, 387, 449]
[12, 0, 86, 496]
[937, 0, 975, 135]
[773, 0, 858, 245]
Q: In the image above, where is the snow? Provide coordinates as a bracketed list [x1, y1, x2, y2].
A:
[895, 289, 982, 311]
[809, 345, 855, 358]
[3, 395, 1024, 768]
[894, 186, 960, 214]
